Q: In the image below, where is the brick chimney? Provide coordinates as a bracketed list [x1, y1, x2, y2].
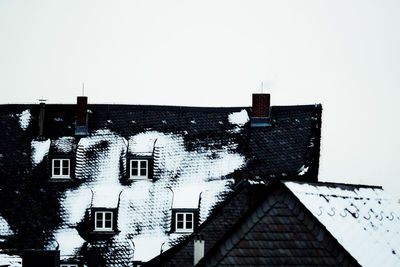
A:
[251, 93, 271, 127]
[75, 96, 88, 136]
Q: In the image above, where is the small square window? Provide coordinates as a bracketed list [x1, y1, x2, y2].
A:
[94, 211, 113, 231]
[130, 159, 148, 179]
[175, 212, 194, 233]
[52, 159, 70, 178]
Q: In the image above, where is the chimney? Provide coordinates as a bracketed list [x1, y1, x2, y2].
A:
[38, 100, 46, 138]
[251, 93, 271, 127]
[75, 96, 88, 136]
[193, 235, 205, 266]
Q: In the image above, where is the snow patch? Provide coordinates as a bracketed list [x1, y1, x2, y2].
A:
[297, 165, 309, 176]
[132, 234, 170, 261]
[0, 215, 13, 236]
[31, 139, 50, 166]
[52, 228, 85, 257]
[228, 109, 249, 126]
[173, 185, 202, 209]
[0, 254, 22, 267]
[18, 109, 31, 130]
[53, 136, 75, 153]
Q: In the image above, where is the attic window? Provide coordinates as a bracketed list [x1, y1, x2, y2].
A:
[94, 211, 113, 231]
[176, 212, 194, 233]
[52, 159, 70, 178]
[171, 209, 198, 234]
[130, 159, 148, 179]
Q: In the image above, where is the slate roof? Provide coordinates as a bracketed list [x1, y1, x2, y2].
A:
[155, 179, 400, 267]
[196, 180, 361, 266]
[0, 102, 322, 266]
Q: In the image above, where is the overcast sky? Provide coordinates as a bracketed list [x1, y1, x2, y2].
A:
[1, 0, 399, 198]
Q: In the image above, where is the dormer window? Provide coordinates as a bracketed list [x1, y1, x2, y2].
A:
[94, 211, 113, 231]
[52, 159, 70, 178]
[130, 159, 148, 179]
[171, 209, 198, 234]
[176, 212, 194, 233]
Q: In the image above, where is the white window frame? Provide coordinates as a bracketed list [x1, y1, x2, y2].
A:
[52, 159, 70, 178]
[129, 159, 148, 179]
[94, 211, 113, 231]
[60, 264, 78, 267]
[175, 212, 194, 233]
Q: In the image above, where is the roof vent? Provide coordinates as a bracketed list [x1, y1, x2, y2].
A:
[251, 93, 271, 127]
[75, 96, 88, 136]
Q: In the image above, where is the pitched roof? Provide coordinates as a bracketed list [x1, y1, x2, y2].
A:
[0, 102, 322, 265]
[197, 180, 361, 267]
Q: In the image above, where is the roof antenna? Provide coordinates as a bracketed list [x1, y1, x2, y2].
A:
[37, 96, 47, 103]
[82, 82, 85, 96]
[261, 81, 264, 93]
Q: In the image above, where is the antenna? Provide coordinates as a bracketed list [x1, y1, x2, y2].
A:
[37, 96, 47, 103]
[261, 81, 264, 93]
[82, 82, 85, 96]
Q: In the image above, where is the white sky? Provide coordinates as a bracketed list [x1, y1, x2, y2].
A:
[1, 0, 399, 198]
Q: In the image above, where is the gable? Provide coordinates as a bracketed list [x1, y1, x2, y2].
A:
[198, 181, 360, 266]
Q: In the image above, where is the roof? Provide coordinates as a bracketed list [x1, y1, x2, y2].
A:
[285, 181, 400, 267]
[0, 102, 322, 265]
[197, 180, 361, 267]
[166, 179, 400, 267]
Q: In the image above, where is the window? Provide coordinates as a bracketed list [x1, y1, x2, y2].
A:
[52, 159, 70, 178]
[130, 159, 148, 179]
[94, 211, 113, 231]
[60, 264, 78, 267]
[175, 212, 194, 233]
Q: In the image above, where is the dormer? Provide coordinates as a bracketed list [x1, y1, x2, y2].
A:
[126, 135, 157, 181]
[88, 186, 121, 237]
[48, 137, 77, 181]
[170, 186, 200, 234]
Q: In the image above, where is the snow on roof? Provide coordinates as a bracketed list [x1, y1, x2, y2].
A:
[228, 109, 249, 126]
[285, 181, 400, 267]
[91, 184, 122, 208]
[52, 228, 85, 258]
[0, 215, 13, 237]
[131, 234, 170, 262]
[52, 136, 76, 154]
[31, 139, 50, 166]
[172, 185, 202, 209]
[128, 132, 158, 155]
[0, 254, 21, 267]
[18, 109, 31, 131]
[51, 129, 245, 262]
